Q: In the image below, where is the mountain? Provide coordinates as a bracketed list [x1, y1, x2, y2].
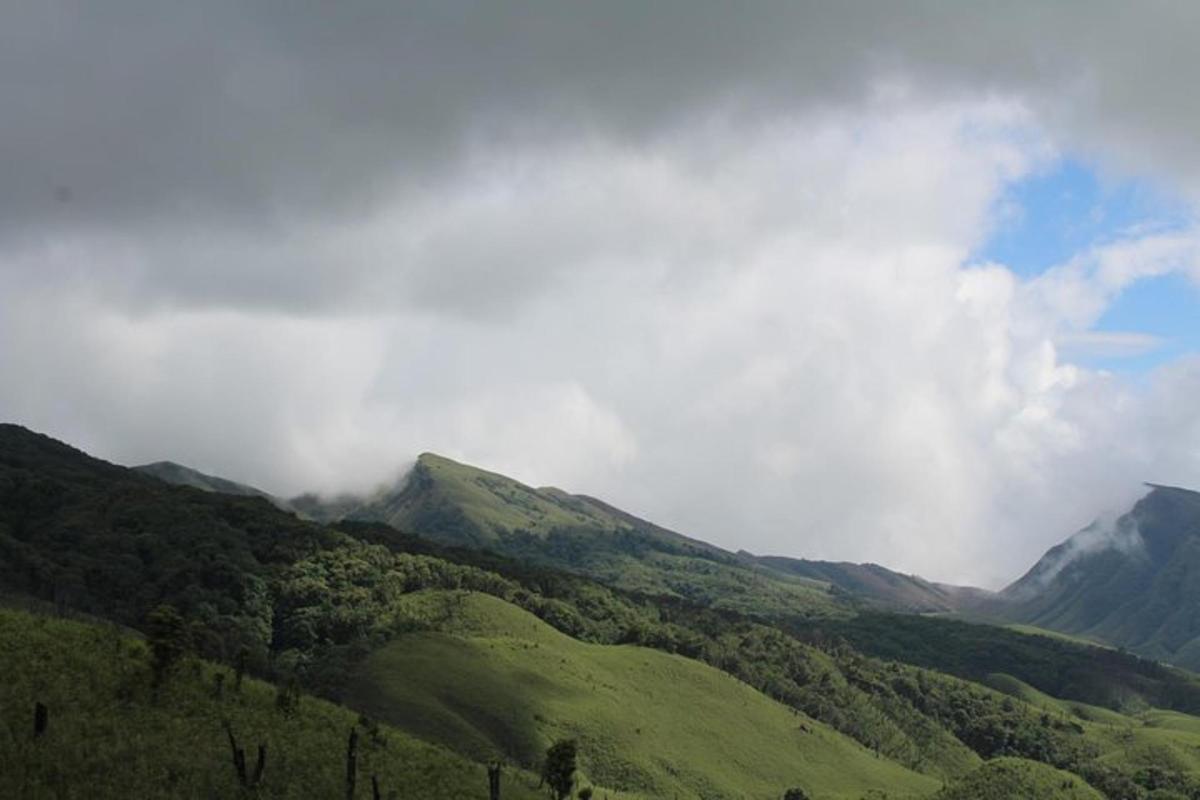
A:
[741, 553, 968, 612]
[134, 460, 283, 504]
[294, 452, 850, 618]
[296, 451, 986, 615]
[140, 449, 981, 614]
[12, 422, 1200, 796]
[1000, 484, 1200, 669]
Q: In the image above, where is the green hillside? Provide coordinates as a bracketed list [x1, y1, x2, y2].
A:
[348, 590, 941, 800]
[745, 554, 962, 612]
[148, 449, 978, 617]
[983, 673, 1133, 726]
[934, 757, 1104, 800]
[789, 610, 1200, 716]
[15, 423, 1200, 797]
[337, 452, 850, 618]
[0, 608, 548, 800]
[366, 453, 625, 542]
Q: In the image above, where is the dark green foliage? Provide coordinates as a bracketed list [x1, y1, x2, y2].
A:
[787, 611, 1200, 715]
[146, 604, 189, 687]
[542, 739, 577, 800]
[782, 788, 810, 800]
[0, 424, 336, 671]
[275, 676, 301, 716]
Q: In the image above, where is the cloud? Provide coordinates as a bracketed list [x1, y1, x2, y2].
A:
[3, 3, 1200, 586]
[1056, 331, 1163, 359]
[6, 2, 1200, 239]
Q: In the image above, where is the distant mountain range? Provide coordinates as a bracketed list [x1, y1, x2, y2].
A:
[140, 450, 981, 614]
[131, 448, 1200, 669]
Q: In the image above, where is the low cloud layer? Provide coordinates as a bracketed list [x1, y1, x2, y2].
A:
[3, 3, 1200, 586]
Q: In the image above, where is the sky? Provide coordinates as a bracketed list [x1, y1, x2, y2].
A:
[3, 2, 1200, 587]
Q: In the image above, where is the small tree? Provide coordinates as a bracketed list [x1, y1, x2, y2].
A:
[783, 789, 810, 800]
[542, 739, 577, 800]
[146, 604, 189, 687]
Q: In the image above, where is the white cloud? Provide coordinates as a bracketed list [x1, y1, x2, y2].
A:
[4, 4, 1200, 587]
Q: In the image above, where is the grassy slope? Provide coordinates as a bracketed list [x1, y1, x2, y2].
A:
[934, 757, 1103, 800]
[983, 673, 1131, 726]
[364, 453, 619, 542]
[747, 555, 958, 613]
[1003, 623, 1113, 649]
[796, 611, 1200, 716]
[370, 454, 848, 618]
[0, 609, 547, 800]
[348, 590, 940, 800]
[982, 672, 1200, 791]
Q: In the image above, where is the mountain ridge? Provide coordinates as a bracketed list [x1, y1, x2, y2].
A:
[144, 448, 980, 614]
[999, 484, 1200, 668]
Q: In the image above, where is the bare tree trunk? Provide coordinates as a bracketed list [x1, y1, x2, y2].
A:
[345, 728, 358, 800]
[252, 744, 267, 786]
[223, 721, 248, 786]
[488, 761, 502, 800]
[33, 702, 48, 738]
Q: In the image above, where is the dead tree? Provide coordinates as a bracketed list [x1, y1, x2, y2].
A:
[223, 720, 266, 788]
[488, 761, 502, 800]
[345, 727, 359, 800]
[33, 702, 48, 738]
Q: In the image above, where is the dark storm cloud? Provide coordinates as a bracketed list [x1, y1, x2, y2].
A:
[6, 1, 1200, 246]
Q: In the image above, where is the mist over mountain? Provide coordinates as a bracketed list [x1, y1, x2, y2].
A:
[152, 448, 987, 615]
[999, 484, 1200, 668]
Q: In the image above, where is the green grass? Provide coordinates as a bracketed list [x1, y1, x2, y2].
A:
[934, 757, 1103, 799]
[0, 608, 548, 799]
[396, 453, 622, 540]
[983, 673, 1132, 726]
[1003, 623, 1113, 649]
[395, 454, 850, 618]
[347, 590, 941, 800]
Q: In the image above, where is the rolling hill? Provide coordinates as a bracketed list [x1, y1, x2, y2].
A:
[0, 607, 551, 800]
[347, 589, 941, 799]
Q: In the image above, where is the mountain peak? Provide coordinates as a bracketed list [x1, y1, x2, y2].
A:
[999, 479, 1200, 667]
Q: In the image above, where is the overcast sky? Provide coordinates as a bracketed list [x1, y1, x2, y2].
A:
[4, 1, 1200, 587]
